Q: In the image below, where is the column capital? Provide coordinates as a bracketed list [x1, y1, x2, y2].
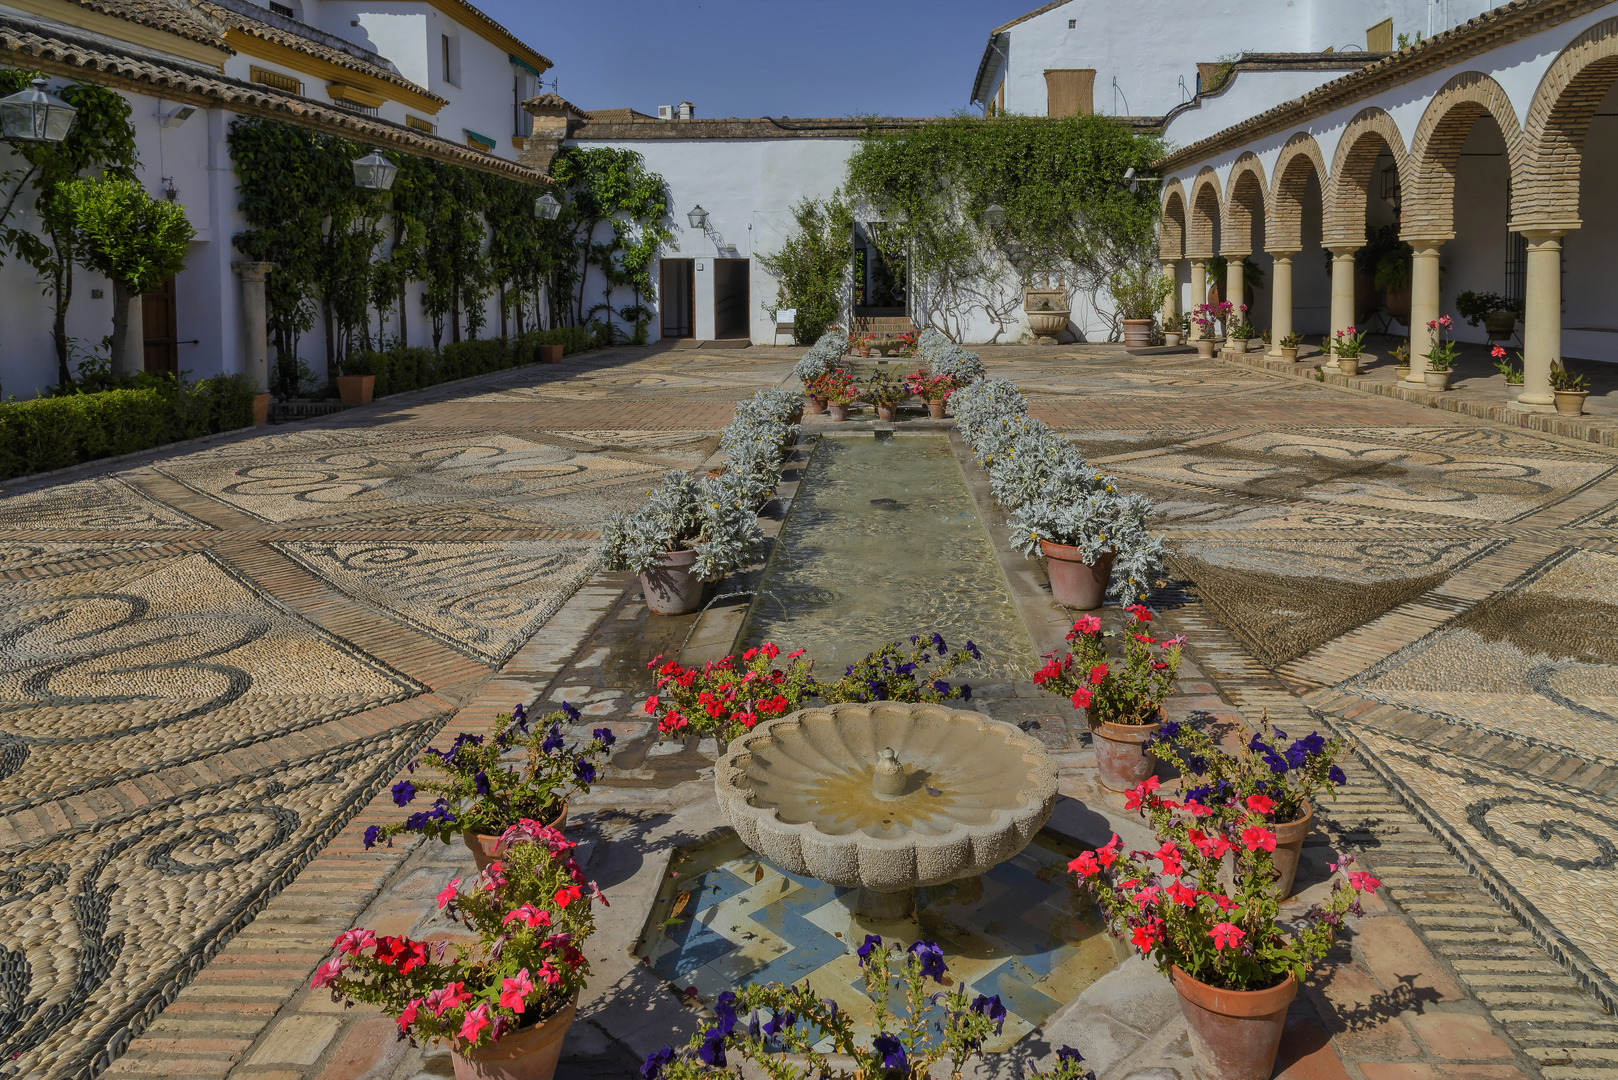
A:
[232, 261, 275, 281]
[1509, 220, 1580, 239]
[1266, 249, 1300, 258]
[1400, 233, 1453, 247]
[1218, 248, 1252, 259]
[1325, 242, 1360, 256]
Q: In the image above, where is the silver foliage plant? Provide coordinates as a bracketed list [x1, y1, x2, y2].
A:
[920, 327, 987, 384]
[951, 378, 1167, 601]
[597, 470, 764, 579]
[792, 326, 847, 385]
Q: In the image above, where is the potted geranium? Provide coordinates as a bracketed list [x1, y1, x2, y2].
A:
[1033, 606, 1180, 790]
[863, 369, 908, 422]
[1457, 290, 1521, 340]
[1422, 315, 1457, 390]
[598, 471, 764, 615]
[907, 368, 958, 419]
[1070, 787, 1377, 1080]
[1226, 304, 1256, 354]
[1145, 712, 1349, 898]
[820, 368, 860, 422]
[317, 824, 602, 1080]
[368, 703, 613, 871]
[1552, 367, 1589, 415]
[1334, 325, 1367, 376]
[643, 642, 817, 742]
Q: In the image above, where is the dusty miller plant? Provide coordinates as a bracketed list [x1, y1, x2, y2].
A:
[792, 327, 847, 385]
[949, 378, 1028, 451]
[597, 471, 763, 579]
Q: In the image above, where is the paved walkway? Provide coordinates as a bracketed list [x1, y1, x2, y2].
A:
[0, 343, 1614, 1080]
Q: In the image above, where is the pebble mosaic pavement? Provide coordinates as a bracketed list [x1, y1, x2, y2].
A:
[0, 342, 1615, 1078]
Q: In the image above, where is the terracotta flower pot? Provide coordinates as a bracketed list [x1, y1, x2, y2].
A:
[252, 393, 271, 427]
[1040, 541, 1113, 610]
[803, 396, 825, 415]
[1424, 369, 1452, 391]
[1122, 319, 1153, 348]
[928, 402, 946, 419]
[640, 549, 704, 616]
[1271, 801, 1313, 899]
[875, 403, 897, 422]
[539, 344, 564, 364]
[813, 396, 829, 412]
[1164, 332, 1183, 347]
[1088, 712, 1163, 791]
[452, 992, 578, 1080]
[463, 803, 569, 874]
[1171, 966, 1298, 1080]
[1554, 389, 1588, 416]
[788, 407, 803, 426]
[336, 374, 375, 405]
[1196, 340, 1216, 359]
[1385, 282, 1412, 325]
[827, 403, 849, 422]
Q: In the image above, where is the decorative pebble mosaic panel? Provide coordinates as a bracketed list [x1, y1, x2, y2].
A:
[0, 477, 211, 531]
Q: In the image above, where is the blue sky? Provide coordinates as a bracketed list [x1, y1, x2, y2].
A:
[496, 0, 1046, 119]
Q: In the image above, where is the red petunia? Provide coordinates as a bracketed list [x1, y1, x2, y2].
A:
[1124, 604, 1153, 622]
[1241, 826, 1277, 853]
[1210, 922, 1245, 950]
[1088, 664, 1109, 685]
[1124, 775, 1161, 811]
[1068, 851, 1100, 877]
[1153, 841, 1183, 876]
[1244, 794, 1275, 816]
[1070, 687, 1093, 710]
[554, 884, 583, 908]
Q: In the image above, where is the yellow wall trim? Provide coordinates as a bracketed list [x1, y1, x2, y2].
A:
[224, 29, 445, 114]
[327, 81, 385, 107]
[6, 0, 229, 69]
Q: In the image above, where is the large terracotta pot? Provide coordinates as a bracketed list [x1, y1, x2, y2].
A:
[1196, 340, 1216, 359]
[252, 393, 271, 427]
[1554, 389, 1588, 416]
[1088, 710, 1162, 792]
[928, 402, 946, 419]
[1040, 541, 1113, 610]
[803, 396, 825, 415]
[463, 803, 569, 874]
[828, 403, 849, 422]
[451, 992, 578, 1080]
[1122, 319, 1153, 348]
[1171, 967, 1297, 1080]
[539, 344, 564, 364]
[336, 374, 375, 405]
[1272, 802, 1312, 899]
[640, 549, 704, 616]
[1385, 282, 1412, 325]
[1354, 269, 1378, 324]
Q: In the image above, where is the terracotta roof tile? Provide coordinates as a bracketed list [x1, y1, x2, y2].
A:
[60, 0, 225, 49]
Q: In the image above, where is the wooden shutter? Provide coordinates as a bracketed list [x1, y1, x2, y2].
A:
[1367, 18, 1393, 52]
[1044, 69, 1095, 117]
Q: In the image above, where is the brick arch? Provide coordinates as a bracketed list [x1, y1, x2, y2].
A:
[1519, 15, 1618, 229]
[1187, 167, 1222, 258]
[1403, 72, 1526, 239]
[1160, 182, 1187, 260]
[1323, 108, 1408, 247]
[1267, 132, 1328, 251]
[1221, 154, 1267, 256]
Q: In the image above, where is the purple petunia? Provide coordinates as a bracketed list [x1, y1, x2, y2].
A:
[561, 701, 582, 722]
[640, 1046, 674, 1080]
[593, 726, 617, 747]
[696, 1027, 726, 1067]
[856, 934, 882, 966]
[873, 1032, 907, 1072]
[970, 993, 1006, 1032]
[362, 824, 381, 849]
[473, 771, 490, 795]
[391, 781, 416, 807]
[761, 1009, 795, 1038]
[543, 724, 565, 754]
[907, 940, 947, 981]
[574, 761, 597, 785]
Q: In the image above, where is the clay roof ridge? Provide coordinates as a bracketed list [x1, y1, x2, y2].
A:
[56, 0, 226, 50]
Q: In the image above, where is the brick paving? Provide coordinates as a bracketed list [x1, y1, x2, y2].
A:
[3, 342, 1617, 1079]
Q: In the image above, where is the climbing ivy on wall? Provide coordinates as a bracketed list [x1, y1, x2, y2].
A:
[843, 114, 1163, 341]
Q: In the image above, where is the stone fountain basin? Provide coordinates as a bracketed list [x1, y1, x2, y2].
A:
[715, 703, 1059, 893]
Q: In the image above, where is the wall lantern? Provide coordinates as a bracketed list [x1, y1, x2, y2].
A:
[686, 204, 709, 229]
[0, 78, 77, 144]
[981, 202, 1007, 228]
[351, 148, 398, 191]
[534, 192, 562, 220]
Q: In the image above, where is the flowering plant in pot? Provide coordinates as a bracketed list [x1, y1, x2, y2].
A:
[862, 369, 908, 420]
[641, 935, 1096, 1080]
[816, 632, 979, 705]
[818, 368, 861, 421]
[1551, 367, 1590, 415]
[1144, 712, 1348, 897]
[793, 328, 845, 411]
[1033, 606, 1180, 790]
[316, 825, 603, 1080]
[1491, 345, 1524, 386]
[642, 642, 817, 742]
[1190, 302, 1231, 357]
[1071, 781, 1376, 1080]
[1422, 315, 1457, 389]
[367, 704, 613, 870]
[597, 471, 764, 615]
[1225, 304, 1256, 351]
[906, 369, 958, 417]
[1279, 332, 1303, 361]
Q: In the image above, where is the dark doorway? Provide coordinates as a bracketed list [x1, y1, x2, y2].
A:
[713, 258, 749, 340]
[853, 224, 907, 319]
[142, 276, 178, 375]
[660, 259, 694, 339]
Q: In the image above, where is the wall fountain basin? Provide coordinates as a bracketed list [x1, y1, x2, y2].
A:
[715, 702, 1058, 919]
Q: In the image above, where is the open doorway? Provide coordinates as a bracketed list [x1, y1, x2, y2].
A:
[660, 259, 694, 338]
[713, 258, 749, 340]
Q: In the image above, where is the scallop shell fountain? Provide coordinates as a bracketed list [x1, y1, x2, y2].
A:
[714, 702, 1059, 919]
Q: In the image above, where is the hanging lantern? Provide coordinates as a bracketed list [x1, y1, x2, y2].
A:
[686, 204, 709, 229]
[0, 78, 77, 144]
[982, 202, 1006, 228]
[351, 148, 398, 191]
[534, 192, 562, 220]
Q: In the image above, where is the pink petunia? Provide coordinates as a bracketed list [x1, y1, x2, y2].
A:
[1210, 922, 1245, 950]
[459, 1003, 492, 1043]
[499, 968, 534, 1011]
[310, 957, 345, 989]
[538, 960, 563, 986]
[436, 878, 461, 910]
[332, 929, 375, 955]
[1153, 841, 1183, 876]
[1348, 871, 1382, 893]
[397, 998, 420, 1033]
[1072, 615, 1102, 636]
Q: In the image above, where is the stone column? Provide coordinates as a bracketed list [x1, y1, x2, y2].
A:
[1268, 251, 1296, 357]
[1405, 241, 1445, 386]
[1326, 244, 1359, 372]
[1225, 257, 1246, 328]
[233, 261, 274, 395]
[1518, 228, 1571, 412]
[1189, 260, 1207, 340]
[1161, 260, 1179, 326]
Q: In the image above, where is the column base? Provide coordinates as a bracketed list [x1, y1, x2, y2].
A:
[1509, 396, 1557, 414]
[1399, 377, 1428, 389]
[1322, 360, 1341, 373]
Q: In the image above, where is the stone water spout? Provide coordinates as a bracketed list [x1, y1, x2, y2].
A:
[715, 703, 1058, 920]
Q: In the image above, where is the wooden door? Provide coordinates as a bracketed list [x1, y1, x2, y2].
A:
[660, 259, 694, 338]
[142, 277, 178, 375]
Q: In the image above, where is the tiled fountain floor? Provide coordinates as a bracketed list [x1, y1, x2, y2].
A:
[3, 342, 1615, 1079]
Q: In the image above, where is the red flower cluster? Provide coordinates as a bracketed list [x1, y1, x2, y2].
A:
[642, 645, 815, 742]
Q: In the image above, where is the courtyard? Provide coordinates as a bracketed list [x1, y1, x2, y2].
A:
[2, 342, 1616, 1079]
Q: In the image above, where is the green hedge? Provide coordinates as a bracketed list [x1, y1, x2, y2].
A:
[0, 375, 257, 481]
[347, 324, 610, 400]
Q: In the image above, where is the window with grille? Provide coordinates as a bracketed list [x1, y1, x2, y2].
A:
[332, 98, 380, 117]
[250, 66, 302, 94]
[1504, 228, 1527, 307]
[268, 0, 294, 16]
[405, 115, 434, 134]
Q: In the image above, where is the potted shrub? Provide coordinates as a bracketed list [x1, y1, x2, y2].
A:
[1109, 263, 1172, 348]
[1279, 332, 1302, 362]
[1423, 315, 1457, 390]
[1145, 712, 1349, 898]
[316, 825, 603, 1080]
[1070, 785, 1377, 1080]
[1164, 312, 1188, 348]
[1033, 607, 1181, 791]
[1552, 367, 1590, 415]
[1190, 303, 1229, 359]
[337, 353, 377, 405]
[1008, 462, 1167, 610]
[820, 368, 860, 421]
[641, 933, 1096, 1080]
[1457, 290, 1522, 341]
[1374, 243, 1413, 325]
[907, 368, 958, 418]
[1226, 304, 1256, 354]
[863, 369, 907, 421]
[793, 327, 845, 412]
[598, 471, 764, 615]
[367, 704, 612, 871]
[643, 642, 818, 742]
[1333, 326, 1367, 376]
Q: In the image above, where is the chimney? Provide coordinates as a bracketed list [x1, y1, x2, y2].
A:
[678, 101, 694, 120]
[518, 93, 584, 174]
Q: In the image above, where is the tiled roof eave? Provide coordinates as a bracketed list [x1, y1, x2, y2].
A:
[212, 14, 445, 104]
[0, 22, 546, 183]
[1155, 0, 1609, 171]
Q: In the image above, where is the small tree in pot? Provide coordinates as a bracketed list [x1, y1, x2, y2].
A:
[1108, 261, 1171, 348]
[598, 471, 764, 615]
